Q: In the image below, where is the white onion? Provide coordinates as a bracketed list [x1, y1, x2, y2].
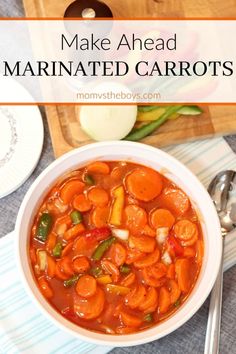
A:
[156, 227, 169, 244]
[112, 228, 129, 240]
[79, 105, 137, 141]
[162, 250, 172, 265]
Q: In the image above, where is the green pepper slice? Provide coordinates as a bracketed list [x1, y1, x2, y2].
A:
[36, 213, 53, 242]
[70, 210, 83, 225]
[52, 242, 63, 257]
[92, 237, 116, 261]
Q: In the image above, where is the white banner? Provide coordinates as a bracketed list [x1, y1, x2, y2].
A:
[0, 19, 235, 103]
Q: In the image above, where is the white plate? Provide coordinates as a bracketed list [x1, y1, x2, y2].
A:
[0, 79, 43, 198]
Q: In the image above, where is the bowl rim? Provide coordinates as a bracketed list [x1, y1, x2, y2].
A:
[15, 141, 222, 347]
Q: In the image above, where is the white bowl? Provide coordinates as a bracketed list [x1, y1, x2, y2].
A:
[15, 141, 222, 347]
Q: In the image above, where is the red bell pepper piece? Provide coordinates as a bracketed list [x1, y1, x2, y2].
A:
[168, 235, 184, 256]
[84, 227, 111, 242]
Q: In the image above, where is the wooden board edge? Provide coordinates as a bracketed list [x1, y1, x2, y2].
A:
[45, 106, 74, 158]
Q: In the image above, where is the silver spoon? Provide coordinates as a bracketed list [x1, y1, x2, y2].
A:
[204, 170, 236, 354]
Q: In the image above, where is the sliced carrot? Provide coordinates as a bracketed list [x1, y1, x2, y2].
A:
[76, 275, 97, 298]
[73, 256, 90, 273]
[120, 272, 136, 287]
[126, 167, 163, 202]
[125, 194, 139, 206]
[150, 208, 175, 229]
[174, 219, 198, 241]
[46, 255, 56, 278]
[64, 223, 85, 241]
[101, 259, 120, 283]
[45, 232, 57, 253]
[108, 243, 127, 266]
[88, 187, 109, 207]
[129, 234, 156, 253]
[116, 327, 136, 334]
[38, 276, 54, 298]
[120, 311, 142, 328]
[160, 187, 190, 215]
[61, 242, 73, 257]
[29, 248, 37, 265]
[110, 166, 124, 180]
[175, 258, 191, 292]
[55, 214, 72, 227]
[169, 279, 181, 304]
[74, 287, 105, 320]
[73, 236, 98, 257]
[126, 247, 146, 264]
[159, 286, 171, 314]
[134, 248, 160, 268]
[167, 264, 175, 279]
[113, 303, 124, 318]
[142, 267, 167, 288]
[181, 232, 198, 247]
[91, 206, 110, 228]
[73, 193, 92, 212]
[183, 247, 196, 258]
[87, 161, 110, 175]
[142, 224, 156, 237]
[139, 287, 158, 311]
[125, 285, 146, 309]
[143, 304, 158, 314]
[149, 262, 167, 279]
[60, 180, 85, 205]
[196, 240, 204, 264]
[124, 204, 147, 232]
[57, 256, 74, 276]
[55, 263, 71, 280]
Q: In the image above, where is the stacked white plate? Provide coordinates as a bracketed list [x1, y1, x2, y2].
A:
[0, 79, 44, 198]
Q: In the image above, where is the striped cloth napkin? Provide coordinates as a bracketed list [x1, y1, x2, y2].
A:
[1, 137, 236, 354]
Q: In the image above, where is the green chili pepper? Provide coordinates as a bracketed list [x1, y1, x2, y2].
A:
[84, 174, 95, 185]
[120, 264, 131, 274]
[36, 213, 53, 242]
[63, 275, 80, 288]
[52, 242, 63, 257]
[144, 313, 153, 322]
[92, 237, 116, 261]
[70, 210, 83, 225]
[90, 266, 103, 278]
[138, 106, 161, 113]
[174, 299, 181, 307]
[177, 105, 203, 115]
[124, 106, 183, 141]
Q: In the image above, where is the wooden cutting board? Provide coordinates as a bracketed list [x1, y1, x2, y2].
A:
[22, 0, 236, 158]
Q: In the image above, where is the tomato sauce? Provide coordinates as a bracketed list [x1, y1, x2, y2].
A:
[29, 161, 204, 334]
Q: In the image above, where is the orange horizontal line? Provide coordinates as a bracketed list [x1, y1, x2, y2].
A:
[0, 17, 236, 21]
[0, 102, 236, 106]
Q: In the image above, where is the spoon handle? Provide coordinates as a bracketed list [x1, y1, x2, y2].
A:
[204, 241, 224, 354]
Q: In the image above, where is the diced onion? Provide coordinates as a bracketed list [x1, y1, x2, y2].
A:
[112, 228, 129, 240]
[162, 250, 172, 265]
[156, 227, 169, 244]
[34, 264, 40, 275]
[55, 223, 67, 236]
[54, 199, 68, 212]
[37, 250, 47, 271]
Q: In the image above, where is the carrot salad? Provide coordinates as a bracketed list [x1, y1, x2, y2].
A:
[29, 161, 204, 334]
